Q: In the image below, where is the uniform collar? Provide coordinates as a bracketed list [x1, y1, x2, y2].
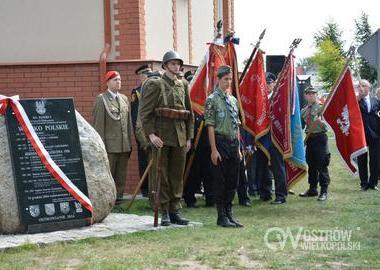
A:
[215, 87, 229, 98]
[107, 89, 119, 99]
[163, 72, 179, 85]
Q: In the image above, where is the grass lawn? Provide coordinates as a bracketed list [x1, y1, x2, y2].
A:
[1, 139, 379, 270]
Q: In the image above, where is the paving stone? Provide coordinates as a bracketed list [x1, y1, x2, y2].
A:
[0, 213, 202, 250]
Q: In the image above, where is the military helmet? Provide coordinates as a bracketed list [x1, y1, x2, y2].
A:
[162, 50, 183, 69]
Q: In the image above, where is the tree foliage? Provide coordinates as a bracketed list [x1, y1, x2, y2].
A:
[354, 12, 377, 83]
[297, 57, 315, 73]
[313, 21, 345, 54]
[311, 39, 345, 90]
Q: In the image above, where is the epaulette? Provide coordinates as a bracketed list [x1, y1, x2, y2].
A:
[142, 76, 161, 89]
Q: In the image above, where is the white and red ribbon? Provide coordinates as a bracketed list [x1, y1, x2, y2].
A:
[0, 95, 93, 214]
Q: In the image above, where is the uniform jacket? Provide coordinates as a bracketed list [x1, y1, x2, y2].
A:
[131, 85, 142, 131]
[301, 101, 328, 134]
[138, 73, 194, 147]
[358, 96, 380, 140]
[92, 90, 133, 153]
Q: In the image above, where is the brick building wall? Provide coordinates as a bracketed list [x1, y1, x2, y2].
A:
[0, 60, 194, 194]
[0, 0, 233, 194]
[114, 0, 146, 60]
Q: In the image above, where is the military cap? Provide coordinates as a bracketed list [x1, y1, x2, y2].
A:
[105, 71, 120, 81]
[266, 72, 276, 84]
[217, 65, 232, 78]
[184, 70, 194, 82]
[135, 64, 152, 75]
[147, 70, 162, 78]
[304, 85, 317, 93]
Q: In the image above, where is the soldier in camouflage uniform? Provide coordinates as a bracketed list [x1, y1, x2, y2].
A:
[205, 65, 243, 228]
[300, 86, 330, 201]
[139, 51, 194, 226]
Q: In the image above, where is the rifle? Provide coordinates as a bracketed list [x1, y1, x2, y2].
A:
[126, 159, 153, 211]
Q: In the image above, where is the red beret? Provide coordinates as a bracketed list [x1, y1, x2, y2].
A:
[105, 71, 120, 81]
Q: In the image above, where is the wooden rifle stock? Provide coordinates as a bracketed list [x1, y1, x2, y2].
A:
[153, 147, 162, 227]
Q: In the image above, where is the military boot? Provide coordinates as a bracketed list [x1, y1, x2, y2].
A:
[225, 204, 243, 228]
[161, 211, 171, 226]
[169, 210, 189, 225]
[216, 204, 236, 228]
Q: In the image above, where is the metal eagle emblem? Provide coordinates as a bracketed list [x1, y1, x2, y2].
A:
[35, 100, 46, 115]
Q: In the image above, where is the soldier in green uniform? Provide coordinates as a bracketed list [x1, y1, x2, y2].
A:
[300, 86, 331, 201]
[92, 71, 133, 205]
[139, 51, 194, 226]
[205, 65, 243, 228]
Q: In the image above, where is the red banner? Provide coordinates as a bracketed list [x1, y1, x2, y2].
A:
[224, 42, 239, 96]
[322, 67, 367, 174]
[270, 58, 292, 158]
[239, 50, 270, 139]
[190, 43, 225, 114]
[286, 161, 306, 187]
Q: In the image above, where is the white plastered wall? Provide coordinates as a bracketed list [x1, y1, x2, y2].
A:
[191, 0, 214, 65]
[0, 0, 105, 63]
[145, 0, 173, 63]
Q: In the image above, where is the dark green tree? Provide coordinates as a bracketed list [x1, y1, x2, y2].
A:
[313, 20, 345, 55]
[354, 12, 377, 83]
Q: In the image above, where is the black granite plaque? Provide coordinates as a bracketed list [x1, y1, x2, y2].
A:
[5, 98, 92, 233]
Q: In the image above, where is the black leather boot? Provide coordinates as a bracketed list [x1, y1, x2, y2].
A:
[225, 204, 243, 228]
[216, 204, 236, 228]
[169, 211, 189, 225]
[299, 188, 318, 197]
[160, 211, 171, 226]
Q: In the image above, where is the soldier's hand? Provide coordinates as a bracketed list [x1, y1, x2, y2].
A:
[149, 134, 164, 148]
[211, 150, 222, 166]
[186, 140, 191, 153]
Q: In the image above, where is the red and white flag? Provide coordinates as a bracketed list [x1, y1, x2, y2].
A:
[322, 67, 367, 174]
[190, 43, 226, 114]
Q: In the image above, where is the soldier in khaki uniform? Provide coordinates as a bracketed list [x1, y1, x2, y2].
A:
[205, 65, 243, 228]
[300, 86, 330, 201]
[139, 51, 194, 226]
[93, 71, 133, 205]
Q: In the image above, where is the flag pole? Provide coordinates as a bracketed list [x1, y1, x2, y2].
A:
[271, 38, 302, 98]
[269, 38, 302, 158]
[239, 28, 266, 83]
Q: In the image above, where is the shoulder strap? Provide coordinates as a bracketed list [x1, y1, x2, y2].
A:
[158, 78, 168, 107]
